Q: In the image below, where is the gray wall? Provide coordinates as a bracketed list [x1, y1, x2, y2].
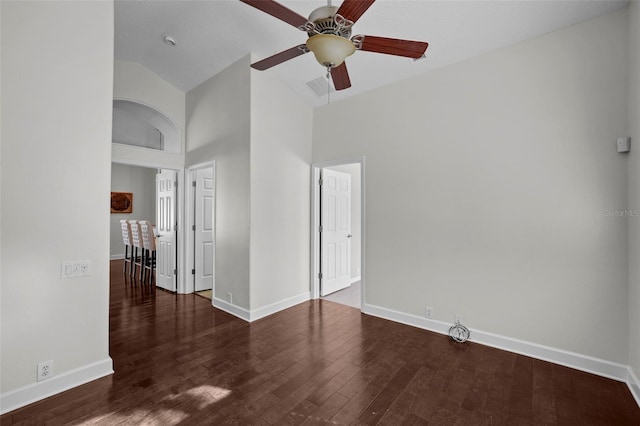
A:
[110, 163, 157, 259]
[628, 1, 640, 384]
[186, 56, 252, 309]
[185, 55, 313, 315]
[249, 66, 313, 310]
[1, 0, 113, 398]
[313, 9, 629, 364]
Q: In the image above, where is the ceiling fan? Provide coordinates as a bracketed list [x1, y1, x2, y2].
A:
[239, 0, 429, 90]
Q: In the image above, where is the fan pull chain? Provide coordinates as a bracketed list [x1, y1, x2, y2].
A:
[326, 66, 331, 105]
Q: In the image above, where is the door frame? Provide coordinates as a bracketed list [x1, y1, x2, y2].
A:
[310, 157, 366, 308]
[185, 161, 216, 299]
[111, 159, 186, 293]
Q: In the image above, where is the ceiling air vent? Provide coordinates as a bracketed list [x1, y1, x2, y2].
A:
[306, 76, 335, 98]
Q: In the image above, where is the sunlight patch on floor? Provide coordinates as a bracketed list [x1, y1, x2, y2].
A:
[76, 385, 231, 425]
[165, 384, 232, 409]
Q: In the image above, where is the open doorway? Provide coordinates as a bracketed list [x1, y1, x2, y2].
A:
[110, 162, 181, 293]
[311, 160, 364, 309]
[186, 163, 215, 302]
[110, 163, 157, 262]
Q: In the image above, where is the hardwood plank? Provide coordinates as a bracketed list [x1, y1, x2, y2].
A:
[260, 358, 355, 424]
[356, 363, 420, 425]
[272, 399, 318, 426]
[505, 355, 534, 423]
[531, 358, 557, 423]
[330, 356, 407, 424]
[398, 413, 430, 425]
[305, 360, 360, 407]
[377, 365, 439, 425]
[299, 392, 349, 425]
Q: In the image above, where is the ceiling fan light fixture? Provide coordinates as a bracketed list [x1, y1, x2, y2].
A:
[306, 34, 355, 68]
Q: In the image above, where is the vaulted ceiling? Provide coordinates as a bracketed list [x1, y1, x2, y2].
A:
[115, 0, 628, 107]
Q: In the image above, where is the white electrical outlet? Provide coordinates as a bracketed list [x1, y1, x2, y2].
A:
[227, 293, 233, 304]
[455, 314, 463, 324]
[37, 360, 53, 382]
[425, 306, 434, 319]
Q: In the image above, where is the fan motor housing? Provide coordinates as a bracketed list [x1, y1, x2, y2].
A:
[307, 6, 352, 39]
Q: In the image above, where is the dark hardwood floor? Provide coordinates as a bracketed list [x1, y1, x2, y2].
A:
[2, 260, 639, 425]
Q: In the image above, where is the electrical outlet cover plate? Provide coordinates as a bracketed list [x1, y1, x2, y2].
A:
[37, 360, 53, 382]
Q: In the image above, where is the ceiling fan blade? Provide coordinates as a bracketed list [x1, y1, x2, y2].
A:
[336, 0, 376, 24]
[330, 62, 351, 91]
[358, 35, 428, 59]
[239, 0, 308, 29]
[251, 45, 308, 71]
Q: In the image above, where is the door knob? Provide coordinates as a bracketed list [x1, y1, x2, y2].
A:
[347, 234, 352, 238]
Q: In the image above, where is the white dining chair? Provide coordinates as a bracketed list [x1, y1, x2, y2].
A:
[128, 220, 144, 280]
[139, 220, 156, 284]
[120, 220, 132, 275]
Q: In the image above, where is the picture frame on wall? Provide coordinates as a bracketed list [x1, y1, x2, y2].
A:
[111, 192, 133, 214]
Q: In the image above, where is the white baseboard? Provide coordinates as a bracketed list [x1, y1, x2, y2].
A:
[350, 276, 362, 284]
[110, 254, 124, 260]
[249, 291, 310, 322]
[213, 292, 311, 322]
[0, 358, 113, 415]
[628, 367, 640, 406]
[363, 303, 630, 383]
[213, 298, 251, 322]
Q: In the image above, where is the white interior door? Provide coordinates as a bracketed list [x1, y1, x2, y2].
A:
[321, 169, 351, 296]
[156, 170, 177, 292]
[194, 168, 214, 292]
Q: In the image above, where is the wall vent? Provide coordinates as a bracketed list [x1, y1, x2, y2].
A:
[306, 76, 335, 98]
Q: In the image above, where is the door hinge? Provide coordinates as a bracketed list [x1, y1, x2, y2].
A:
[319, 225, 322, 233]
[192, 225, 196, 231]
[174, 224, 178, 231]
[319, 178, 323, 186]
[173, 269, 177, 276]
[192, 181, 196, 187]
[192, 269, 195, 275]
[174, 180, 178, 187]
[318, 272, 323, 279]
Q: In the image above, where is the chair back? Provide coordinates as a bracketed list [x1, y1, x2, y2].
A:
[128, 220, 142, 248]
[120, 220, 131, 246]
[139, 220, 156, 251]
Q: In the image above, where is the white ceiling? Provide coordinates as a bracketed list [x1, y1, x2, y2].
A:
[115, 0, 629, 107]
